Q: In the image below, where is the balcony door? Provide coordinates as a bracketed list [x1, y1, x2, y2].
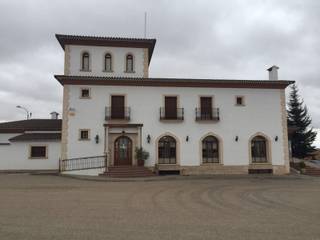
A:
[111, 96, 125, 119]
[165, 96, 177, 119]
[200, 97, 212, 119]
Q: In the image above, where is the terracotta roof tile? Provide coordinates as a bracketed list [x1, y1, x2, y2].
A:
[0, 119, 62, 133]
[9, 133, 61, 142]
[54, 75, 294, 89]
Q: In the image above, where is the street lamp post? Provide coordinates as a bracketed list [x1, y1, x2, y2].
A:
[16, 105, 31, 120]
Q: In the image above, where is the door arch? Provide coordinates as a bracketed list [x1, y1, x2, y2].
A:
[114, 136, 132, 165]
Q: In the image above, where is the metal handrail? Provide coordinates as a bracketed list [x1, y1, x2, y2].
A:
[60, 155, 106, 172]
[195, 108, 220, 121]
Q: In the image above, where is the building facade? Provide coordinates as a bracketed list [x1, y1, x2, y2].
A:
[0, 118, 61, 172]
[54, 34, 293, 176]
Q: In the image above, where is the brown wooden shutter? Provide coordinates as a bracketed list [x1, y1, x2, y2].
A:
[165, 97, 177, 119]
[200, 97, 212, 118]
[111, 96, 125, 119]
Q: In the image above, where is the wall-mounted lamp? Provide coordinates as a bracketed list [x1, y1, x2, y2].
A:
[121, 130, 125, 135]
[95, 134, 99, 144]
[147, 134, 151, 143]
[275, 136, 278, 142]
[186, 136, 189, 142]
[235, 136, 239, 142]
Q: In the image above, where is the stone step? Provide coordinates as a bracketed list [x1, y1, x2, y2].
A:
[103, 166, 156, 178]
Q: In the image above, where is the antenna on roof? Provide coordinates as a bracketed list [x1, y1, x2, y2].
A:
[144, 12, 147, 38]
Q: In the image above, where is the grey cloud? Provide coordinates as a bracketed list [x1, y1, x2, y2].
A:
[0, 0, 319, 130]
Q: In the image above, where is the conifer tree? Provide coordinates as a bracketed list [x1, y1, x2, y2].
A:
[287, 84, 317, 158]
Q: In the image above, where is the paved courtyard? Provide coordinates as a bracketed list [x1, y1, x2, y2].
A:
[0, 174, 319, 240]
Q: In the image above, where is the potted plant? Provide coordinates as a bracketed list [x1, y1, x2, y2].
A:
[135, 147, 149, 166]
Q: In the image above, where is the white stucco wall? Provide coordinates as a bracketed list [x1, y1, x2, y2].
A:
[0, 140, 60, 171]
[65, 85, 286, 167]
[68, 45, 145, 77]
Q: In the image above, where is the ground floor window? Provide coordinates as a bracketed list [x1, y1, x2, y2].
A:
[251, 136, 268, 163]
[29, 146, 47, 159]
[202, 136, 219, 163]
[158, 136, 176, 164]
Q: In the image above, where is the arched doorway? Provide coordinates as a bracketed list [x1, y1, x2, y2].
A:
[114, 136, 132, 165]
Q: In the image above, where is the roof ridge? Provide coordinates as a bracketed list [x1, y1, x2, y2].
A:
[55, 34, 156, 41]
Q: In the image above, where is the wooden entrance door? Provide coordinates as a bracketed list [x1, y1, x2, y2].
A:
[114, 136, 132, 165]
[165, 96, 177, 119]
[111, 96, 125, 119]
[200, 97, 212, 119]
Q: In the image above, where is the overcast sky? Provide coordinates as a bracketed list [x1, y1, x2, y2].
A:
[0, 0, 319, 143]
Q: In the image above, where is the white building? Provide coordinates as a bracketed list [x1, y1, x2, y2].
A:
[0, 116, 61, 172]
[53, 34, 293, 176]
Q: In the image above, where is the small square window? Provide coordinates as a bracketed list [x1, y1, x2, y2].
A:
[30, 146, 47, 158]
[80, 89, 90, 98]
[79, 130, 90, 140]
[236, 96, 245, 106]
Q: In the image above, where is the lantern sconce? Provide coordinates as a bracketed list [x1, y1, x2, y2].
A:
[147, 134, 151, 143]
[186, 136, 189, 142]
[95, 134, 99, 144]
[275, 136, 278, 142]
[235, 136, 239, 142]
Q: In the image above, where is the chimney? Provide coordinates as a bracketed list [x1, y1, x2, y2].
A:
[50, 112, 59, 119]
[267, 65, 279, 80]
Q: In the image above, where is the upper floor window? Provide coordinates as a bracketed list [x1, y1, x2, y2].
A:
[104, 53, 112, 72]
[235, 96, 245, 106]
[126, 54, 134, 72]
[80, 88, 91, 99]
[81, 52, 90, 71]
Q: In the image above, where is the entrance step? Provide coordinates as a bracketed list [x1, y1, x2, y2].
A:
[102, 166, 156, 178]
[305, 166, 320, 176]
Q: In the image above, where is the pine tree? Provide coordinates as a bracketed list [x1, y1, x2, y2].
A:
[287, 84, 317, 158]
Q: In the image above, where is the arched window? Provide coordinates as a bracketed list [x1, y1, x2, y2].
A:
[104, 53, 112, 72]
[251, 136, 267, 163]
[82, 52, 90, 71]
[202, 136, 219, 163]
[126, 54, 134, 72]
[158, 136, 176, 164]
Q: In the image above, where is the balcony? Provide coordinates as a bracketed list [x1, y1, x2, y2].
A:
[160, 107, 184, 121]
[195, 108, 220, 121]
[105, 107, 130, 121]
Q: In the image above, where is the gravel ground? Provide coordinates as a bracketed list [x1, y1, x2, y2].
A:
[0, 174, 319, 240]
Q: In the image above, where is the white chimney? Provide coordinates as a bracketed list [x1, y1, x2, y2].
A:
[267, 65, 279, 80]
[50, 112, 59, 119]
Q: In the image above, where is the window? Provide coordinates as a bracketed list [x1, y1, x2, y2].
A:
[104, 53, 112, 72]
[30, 146, 47, 159]
[81, 52, 90, 71]
[251, 136, 268, 163]
[126, 54, 134, 72]
[200, 97, 213, 119]
[111, 95, 125, 119]
[202, 136, 219, 163]
[79, 129, 90, 140]
[158, 136, 176, 164]
[236, 96, 244, 106]
[80, 88, 90, 98]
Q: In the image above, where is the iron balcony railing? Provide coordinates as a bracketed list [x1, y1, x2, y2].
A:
[105, 107, 130, 121]
[195, 108, 220, 121]
[159, 107, 184, 120]
[60, 155, 106, 172]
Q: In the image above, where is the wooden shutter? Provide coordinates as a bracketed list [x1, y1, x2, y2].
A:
[200, 97, 212, 118]
[165, 97, 177, 119]
[111, 96, 125, 119]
